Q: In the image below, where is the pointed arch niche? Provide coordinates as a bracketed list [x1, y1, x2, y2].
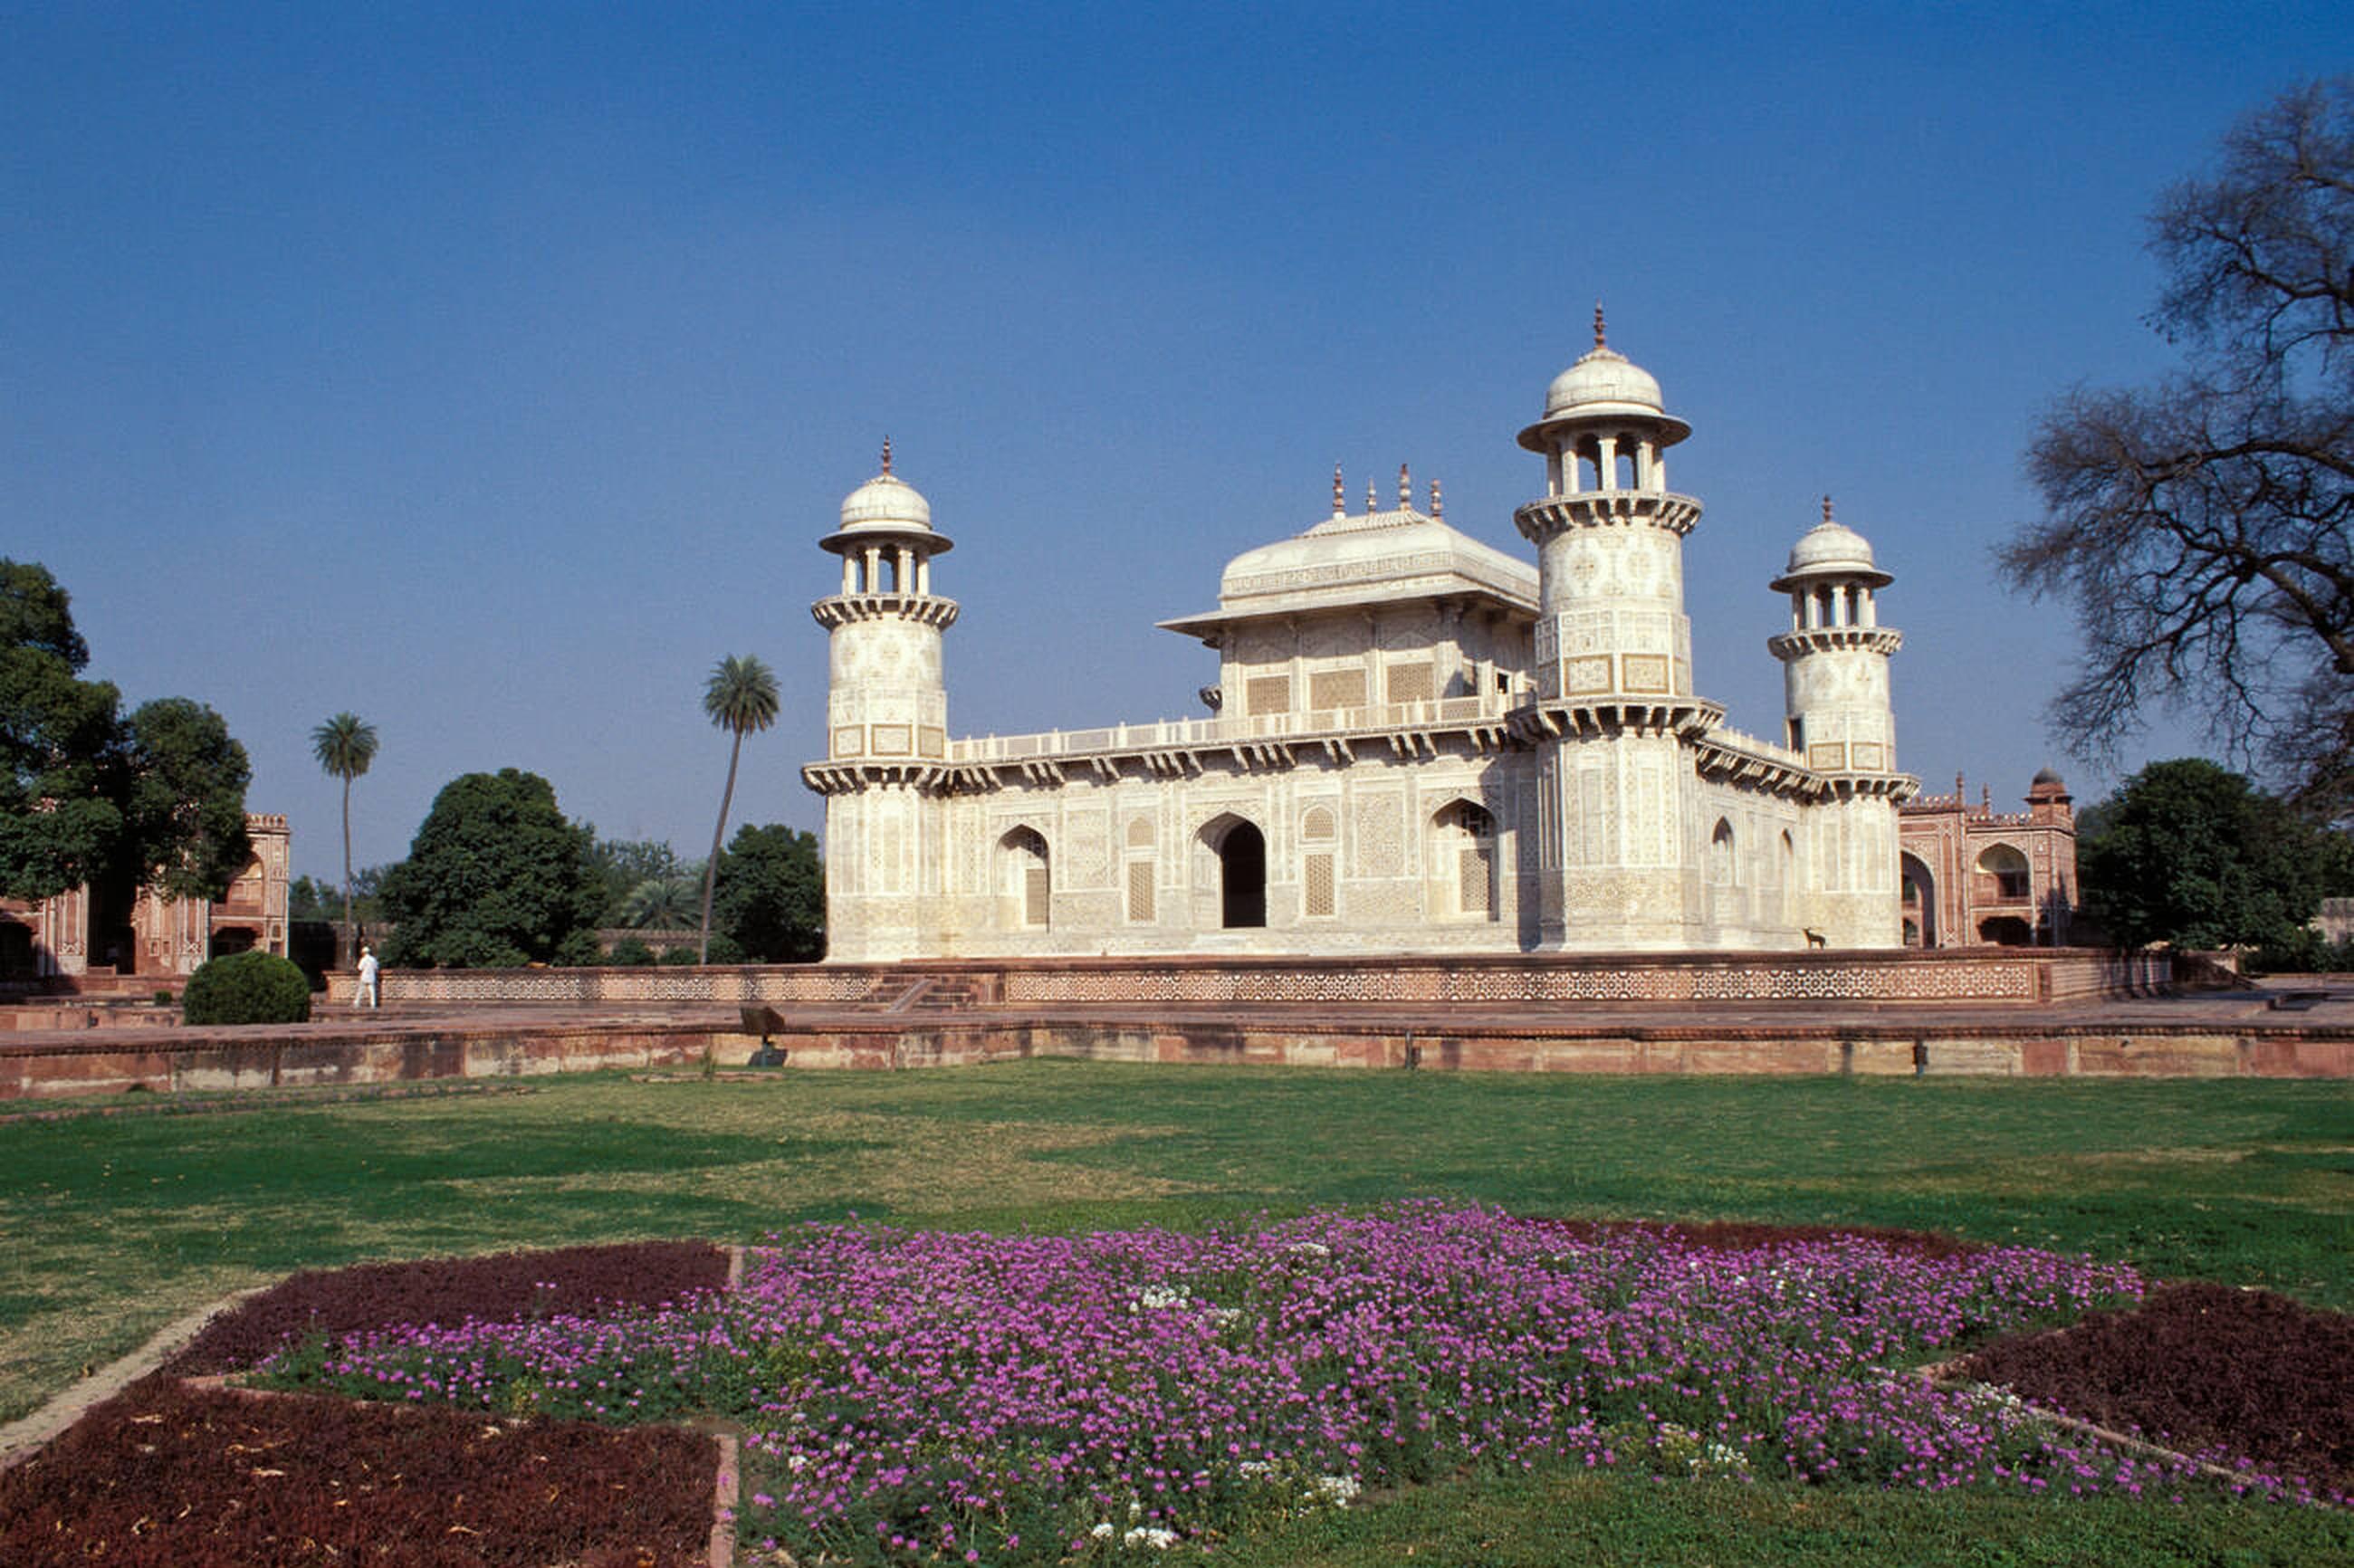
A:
[1431, 798, 1500, 920]
[999, 827, 1050, 930]
[1199, 814, 1267, 929]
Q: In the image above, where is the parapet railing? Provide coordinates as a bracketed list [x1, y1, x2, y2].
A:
[947, 693, 1517, 764]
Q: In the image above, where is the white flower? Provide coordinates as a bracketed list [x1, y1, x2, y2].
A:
[1315, 1474, 1362, 1506]
[786, 1453, 809, 1472]
[1124, 1526, 1179, 1549]
[1089, 1522, 1114, 1540]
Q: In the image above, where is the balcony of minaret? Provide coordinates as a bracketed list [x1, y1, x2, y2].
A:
[1514, 487, 1702, 545]
[811, 537, 959, 629]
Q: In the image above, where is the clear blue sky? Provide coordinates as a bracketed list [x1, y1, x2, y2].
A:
[5, 3, 2345, 879]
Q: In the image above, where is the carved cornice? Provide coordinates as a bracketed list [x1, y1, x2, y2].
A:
[1509, 697, 1726, 743]
[800, 760, 960, 796]
[1767, 626, 1902, 661]
[1513, 491, 1703, 545]
[811, 593, 962, 631]
[1693, 735, 1825, 800]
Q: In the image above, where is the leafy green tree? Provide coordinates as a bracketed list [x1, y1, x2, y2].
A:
[289, 865, 391, 924]
[1, 560, 251, 904]
[697, 654, 780, 961]
[2080, 758, 2330, 949]
[378, 769, 601, 969]
[120, 697, 252, 902]
[1999, 81, 2354, 808]
[581, 834, 684, 923]
[713, 822, 825, 962]
[311, 712, 378, 953]
[2, 559, 126, 900]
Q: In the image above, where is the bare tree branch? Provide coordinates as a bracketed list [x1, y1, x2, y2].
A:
[2005, 80, 2354, 813]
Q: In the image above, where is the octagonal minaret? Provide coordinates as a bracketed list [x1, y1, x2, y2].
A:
[1768, 498, 1914, 947]
[1512, 312, 1723, 949]
[802, 443, 960, 961]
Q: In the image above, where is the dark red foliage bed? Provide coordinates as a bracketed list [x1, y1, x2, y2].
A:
[1955, 1281, 2354, 1494]
[0, 1374, 715, 1568]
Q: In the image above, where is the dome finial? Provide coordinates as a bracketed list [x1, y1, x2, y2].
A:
[1398, 462, 1411, 510]
[1822, 493, 1833, 526]
[1332, 463, 1344, 518]
[1430, 477, 1443, 520]
[1593, 302, 1607, 349]
[880, 435, 893, 475]
[1364, 477, 1377, 515]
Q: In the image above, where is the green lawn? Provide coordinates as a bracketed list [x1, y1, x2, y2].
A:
[3, 1062, 2348, 1563]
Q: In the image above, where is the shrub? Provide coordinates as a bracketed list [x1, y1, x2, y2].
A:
[182, 951, 311, 1026]
[607, 937, 656, 967]
[657, 945, 699, 965]
[153, 988, 174, 1006]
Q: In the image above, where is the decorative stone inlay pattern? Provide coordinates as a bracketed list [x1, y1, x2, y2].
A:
[1309, 668, 1368, 711]
[1352, 793, 1406, 876]
[1384, 662, 1435, 703]
[1001, 955, 2044, 1004]
[1304, 852, 1335, 917]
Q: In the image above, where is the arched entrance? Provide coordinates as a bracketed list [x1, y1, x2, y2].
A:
[998, 827, 1050, 930]
[1899, 852, 1936, 947]
[1978, 915, 2033, 946]
[1214, 820, 1267, 929]
[1432, 799, 1499, 919]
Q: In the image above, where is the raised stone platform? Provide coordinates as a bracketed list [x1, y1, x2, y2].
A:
[4, 952, 2351, 1096]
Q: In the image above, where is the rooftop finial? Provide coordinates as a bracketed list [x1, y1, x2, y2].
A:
[1593, 301, 1607, 349]
[1398, 463, 1411, 510]
[1365, 477, 1377, 515]
[1822, 493, 1834, 526]
[1430, 477, 1443, 520]
[880, 435, 893, 475]
[1332, 463, 1345, 518]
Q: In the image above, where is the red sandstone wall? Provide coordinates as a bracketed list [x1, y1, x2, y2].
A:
[8, 1013, 2352, 1099]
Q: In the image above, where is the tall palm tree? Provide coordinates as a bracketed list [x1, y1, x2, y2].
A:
[310, 712, 379, 964]
[698, 655, 780, 961]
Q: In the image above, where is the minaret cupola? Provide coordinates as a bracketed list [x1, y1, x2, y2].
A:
[1768, 496, 1906, 782]
[818, 438, 956, 602]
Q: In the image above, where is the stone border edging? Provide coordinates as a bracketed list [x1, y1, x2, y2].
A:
[1913, 1362, 2286, 1491]
[0, 1282, 271, 1474]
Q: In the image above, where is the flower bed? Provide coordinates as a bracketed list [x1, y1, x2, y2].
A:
[248, 1205, 2344, 1564]
[0, 1372, 715, 1568]
[9, 1215, 2344, 1568]
[1952, 1281, 2354, 1495]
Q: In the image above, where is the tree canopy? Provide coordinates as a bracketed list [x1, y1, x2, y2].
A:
[378, 769, 602, 968]
[1999, 80, 2354, 809]
[712, 823, 824, 962]
[2078, 758, 2333, 950]
[0, 559, 251, 903]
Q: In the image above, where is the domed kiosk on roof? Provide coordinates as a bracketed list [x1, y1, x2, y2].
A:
[1517, 307, 1692, 454]
[1773, 499, 1890, 591]
[795, 320, 2077, 965]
